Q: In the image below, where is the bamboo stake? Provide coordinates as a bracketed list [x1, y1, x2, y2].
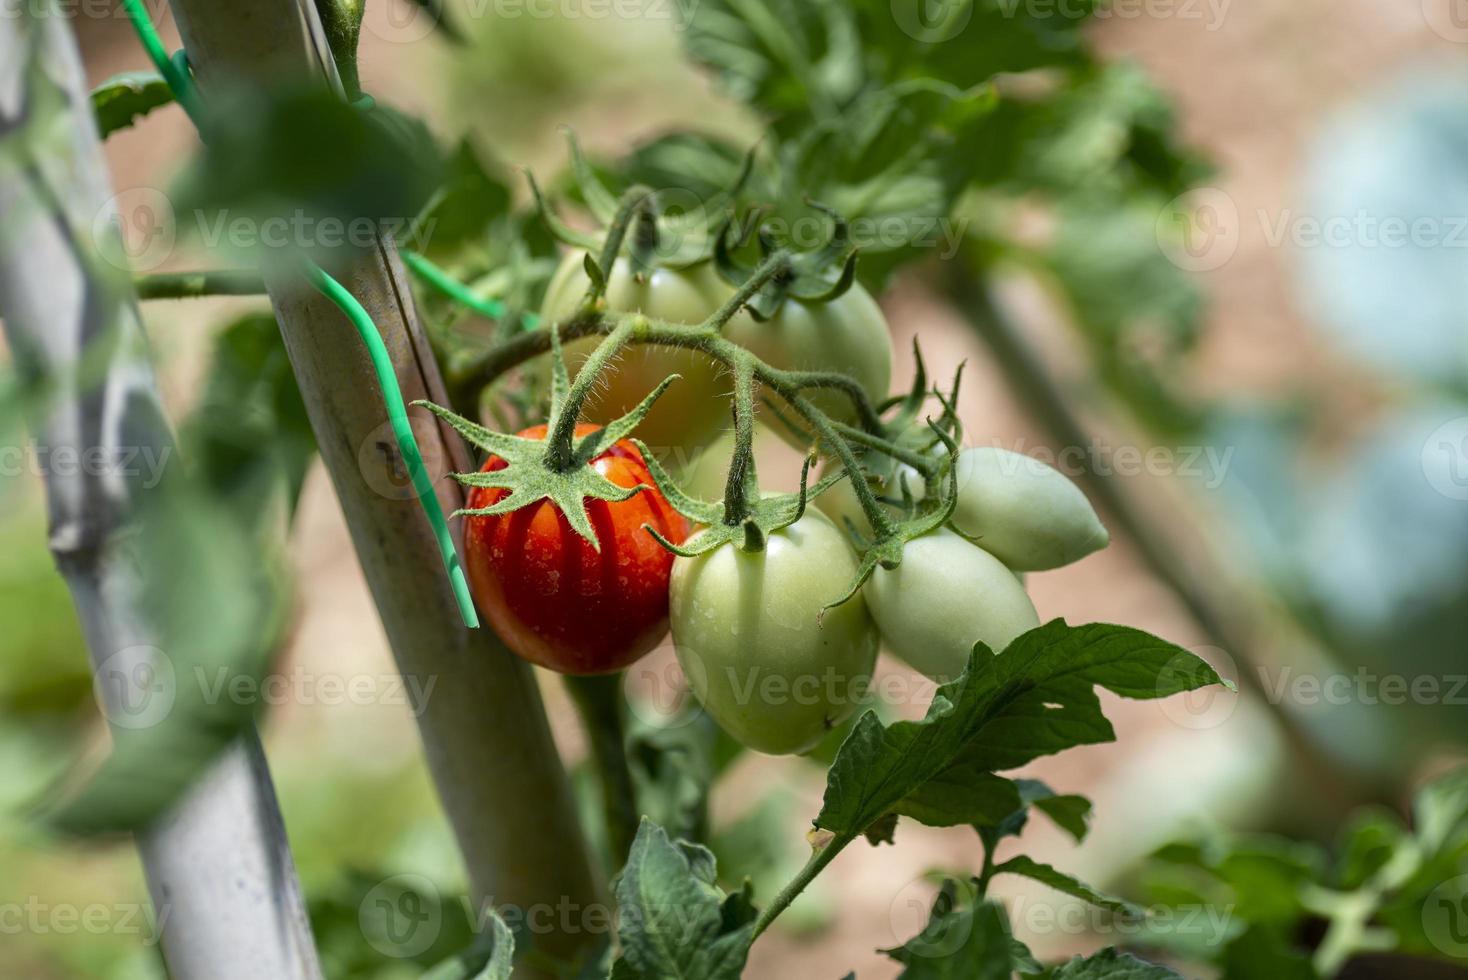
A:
[162, 0, 601, 962]
[0, 10, 322, 980]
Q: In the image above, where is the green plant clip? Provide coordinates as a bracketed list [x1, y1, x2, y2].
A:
[400, 248, 541, 331]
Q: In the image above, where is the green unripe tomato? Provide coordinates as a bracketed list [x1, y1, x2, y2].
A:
[864, 529, 1040, 682]
[819, 447, 1109, 571]
[944, 448, 1109, 571]
[540, 254, 732, 462]
[724, 284, 893, 449]
[669, 510, 879, 755]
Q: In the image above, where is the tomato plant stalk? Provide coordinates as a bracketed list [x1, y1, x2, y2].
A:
[564, 674, 641, 870]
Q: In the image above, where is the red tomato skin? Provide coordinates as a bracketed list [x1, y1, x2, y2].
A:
[463, 424, 689, 674]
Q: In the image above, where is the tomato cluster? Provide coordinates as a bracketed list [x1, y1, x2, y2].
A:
[463, 257, 1108, 755]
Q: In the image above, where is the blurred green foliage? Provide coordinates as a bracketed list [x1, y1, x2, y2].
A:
[0, 500, 92, 719]
[1133, 769, 1468, 978]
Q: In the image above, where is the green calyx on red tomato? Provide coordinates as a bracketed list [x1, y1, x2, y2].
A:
[418, 364, 689, 673]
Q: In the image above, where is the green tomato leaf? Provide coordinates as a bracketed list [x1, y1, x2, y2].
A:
[619, 133, 750, 204]
[610, 820, 755, 980]
[815, 621, 1227, 839]
[1030, 786, 1095, 843]
[966, 63, 1207, 200]
[681, 0, 864, 135]
[172, 85, 443, 264]
[1413, 767, 1468, 856]
[893, 765, 1022, 829]
[1049, 948, 1186, 979]
[1012, 937, 1045, 976]
[90, 71, 174, 138]
[655, 0, 1004, 288]
[1334, 807, 1409, 890]
[1219, 925, 1317, 980]
[881, 882, 1016, 980]
[1155, 836, 1326, 927]
[975, 778, 1094, 849]
[856, 0, 1093, 90]
[181, 313, 316, 521]
[864, 812, 900, 846]
[990, 855, 1139, 918]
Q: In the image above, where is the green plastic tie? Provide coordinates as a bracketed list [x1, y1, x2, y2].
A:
[119, 0, 479, 628]
[304, 264, 479, 628]
[401, 249, 541, 331]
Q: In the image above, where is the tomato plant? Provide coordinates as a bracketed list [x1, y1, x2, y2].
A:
[540, 250, 894, 458]
[35, 0, 1303, 978]
[462, 422, 688, 675]
[669, 509, 878, 755]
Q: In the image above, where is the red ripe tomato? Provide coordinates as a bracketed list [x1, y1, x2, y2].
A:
[463, 424, 689, 674]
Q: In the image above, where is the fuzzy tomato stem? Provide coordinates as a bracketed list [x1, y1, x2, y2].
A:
[751, 833, 853, 939]
[588, 189, 654, 305]
[704, 249, 792, 331]
[827, 418, 942, 473]
[543, 318, 637, 471]
[764, 366, 886, 434]
[788, 391, 897, 538]
[721, 356, 760, 532]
